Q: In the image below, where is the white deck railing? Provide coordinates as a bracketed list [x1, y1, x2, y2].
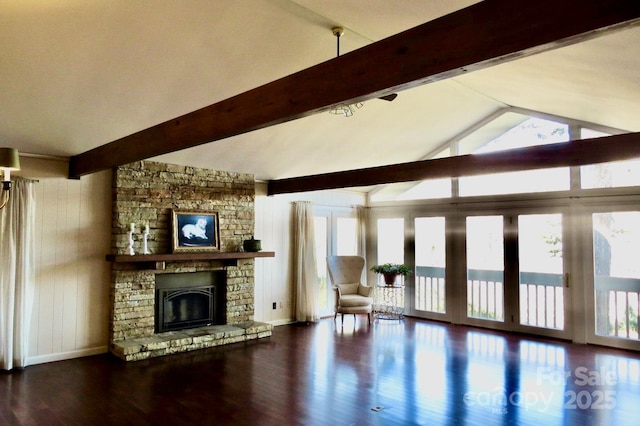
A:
[415, 266, 446, 314]
[466, 268, 504, 321]
[519, 272, 564, 329]
[595, 276, 640, 340]
[412, 268, 639, 339]
[416, 268, 563, 326]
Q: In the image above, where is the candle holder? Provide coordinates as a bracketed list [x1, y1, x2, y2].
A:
[128, 223, 135, 256]
[143, 226, 151, 254]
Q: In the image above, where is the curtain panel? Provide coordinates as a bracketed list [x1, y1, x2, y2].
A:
[356, 205, 367, 259]
[292, 201, 319, 322]
[356, 205, 368, 284]
[0, 178, 36, 370]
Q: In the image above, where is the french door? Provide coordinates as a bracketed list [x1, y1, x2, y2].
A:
[315, 210, 359, 317]
[590, 210, 640, 347]
[464, 212, 570, 338]
[413, 216, 447, 318]
[517, 213, 566, 334]
[465, 215, 506, 326]
[409, 210, 570, 339]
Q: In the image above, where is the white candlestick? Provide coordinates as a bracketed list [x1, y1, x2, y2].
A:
[143, 225, 151, 254]
[128, 231, 135, 255]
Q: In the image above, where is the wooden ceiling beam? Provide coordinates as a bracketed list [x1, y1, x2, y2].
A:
[267, 133, 640, 195]
[69, 0, 640, 179]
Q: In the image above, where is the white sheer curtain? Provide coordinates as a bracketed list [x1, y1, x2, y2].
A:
[292, 201, 319, 322]
[356, 205, 368, 285]
[0, 178, 36, 370]
[356, 205, 367, 258]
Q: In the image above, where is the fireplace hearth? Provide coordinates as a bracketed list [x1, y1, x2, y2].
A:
[155, 271, 226, 333]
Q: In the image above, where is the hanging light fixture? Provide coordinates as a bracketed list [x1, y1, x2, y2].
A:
[328, 27, 364, 117]
[0, 147, 21, 210]
[329, 101, 363, 117]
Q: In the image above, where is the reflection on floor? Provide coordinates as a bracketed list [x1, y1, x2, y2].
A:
[1, 317, 638, 425]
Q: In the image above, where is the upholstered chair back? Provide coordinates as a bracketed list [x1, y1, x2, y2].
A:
[327, 256, 365, 295]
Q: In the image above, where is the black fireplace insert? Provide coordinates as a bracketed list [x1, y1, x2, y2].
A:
[155, 271, 226, 333]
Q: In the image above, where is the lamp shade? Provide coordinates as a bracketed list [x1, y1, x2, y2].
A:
[0, 148, 20, 171]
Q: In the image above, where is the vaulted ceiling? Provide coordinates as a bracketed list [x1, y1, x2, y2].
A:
[3, 1, 640, 190]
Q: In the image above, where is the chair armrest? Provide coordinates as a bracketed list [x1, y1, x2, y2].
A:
[333, 286, 342, 309]
[334, 286, 342, 298]
[357, 284, 372, 297]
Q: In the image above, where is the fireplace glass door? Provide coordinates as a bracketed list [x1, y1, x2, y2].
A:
[155, 271, 225, 333]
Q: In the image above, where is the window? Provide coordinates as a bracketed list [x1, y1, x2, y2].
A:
[459, 116, 570, 196]
[377, 218, 404, 265]
[396, 178, 452, 201]
[336, 217, 357, 255]
[372, 113, 578, 201]
[370, 148, 451, 202]
[581, 129, 640, 189]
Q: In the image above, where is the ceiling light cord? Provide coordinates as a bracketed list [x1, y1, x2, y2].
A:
[332, 27, 344, 57]
[330, 27, 361, 118]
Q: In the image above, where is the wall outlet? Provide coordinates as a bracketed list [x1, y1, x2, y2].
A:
[272, 302, 277, 310]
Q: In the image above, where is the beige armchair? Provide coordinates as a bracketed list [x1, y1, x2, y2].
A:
[327, 256, 373, 324]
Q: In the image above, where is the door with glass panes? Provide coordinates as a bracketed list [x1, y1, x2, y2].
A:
[413, 216, 448, 320]
[409, 211, 570, 338]
[315, 212, 359, 317]
[464, 212, 570, 338]
[590, 210, 640, 346]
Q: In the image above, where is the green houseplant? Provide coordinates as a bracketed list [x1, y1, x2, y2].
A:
[370, 263, 411, 285]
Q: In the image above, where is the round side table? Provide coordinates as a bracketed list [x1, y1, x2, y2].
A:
[374, 284, 405, 321]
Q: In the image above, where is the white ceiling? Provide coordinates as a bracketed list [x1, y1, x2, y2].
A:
[2, 0, 640, 184]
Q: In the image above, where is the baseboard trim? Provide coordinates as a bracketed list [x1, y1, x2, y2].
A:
[269, 318, 296, 326]
[27, 346, 108, 366]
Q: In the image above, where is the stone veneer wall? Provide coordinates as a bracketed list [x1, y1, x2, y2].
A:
[109, 161, 270, 360]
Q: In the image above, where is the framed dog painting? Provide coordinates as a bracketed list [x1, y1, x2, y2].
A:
[171, 210, 220, 252]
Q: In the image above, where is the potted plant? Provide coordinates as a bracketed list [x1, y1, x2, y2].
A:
[370, 263, 411, 285]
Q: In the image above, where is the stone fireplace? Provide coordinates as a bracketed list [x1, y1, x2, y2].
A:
[108, 161, 272, 361]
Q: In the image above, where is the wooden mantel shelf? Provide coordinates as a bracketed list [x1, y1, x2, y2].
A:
[106, 251, 275, 270]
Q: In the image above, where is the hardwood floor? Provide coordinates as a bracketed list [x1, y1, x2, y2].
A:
[1, 317, 639, 425]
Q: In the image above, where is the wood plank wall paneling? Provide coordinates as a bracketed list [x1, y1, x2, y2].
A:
[253, 184, 366, 324]
[27, 167, 112, 365]
[20, 159, 361, 364]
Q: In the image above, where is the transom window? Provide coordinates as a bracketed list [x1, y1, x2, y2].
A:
[370, 109, 637, 202]
[459, 116, 570, 196]
[580, 128, 640, 189]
